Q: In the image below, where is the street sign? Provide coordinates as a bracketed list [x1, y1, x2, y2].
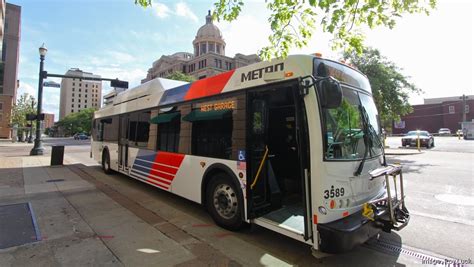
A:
[43, 81, 61, 88]
[110, 79, 129, 89]
[26, 114, 36, 121]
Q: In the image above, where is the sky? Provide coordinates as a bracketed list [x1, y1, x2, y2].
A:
[9, 0, 474, 121]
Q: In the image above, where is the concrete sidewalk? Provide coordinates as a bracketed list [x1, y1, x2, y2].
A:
[0, 155, 197, 266]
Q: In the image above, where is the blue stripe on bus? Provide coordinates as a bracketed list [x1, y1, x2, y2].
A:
[159, 83, 191, 105]
[136, 150, 157, 162]
[132, 164, 152, 175]
[133, 158, 153, 169]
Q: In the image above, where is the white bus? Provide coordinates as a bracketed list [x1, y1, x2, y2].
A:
[92, 54, 409, 254]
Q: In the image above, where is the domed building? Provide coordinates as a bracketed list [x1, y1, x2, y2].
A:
[141, 11, 260, 83]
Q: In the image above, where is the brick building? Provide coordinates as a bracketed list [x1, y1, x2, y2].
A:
[393, 95, 473, 134]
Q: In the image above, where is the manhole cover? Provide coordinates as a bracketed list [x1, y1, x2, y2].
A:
[0, 203, 41, 249]
[435, 194, 474, 206]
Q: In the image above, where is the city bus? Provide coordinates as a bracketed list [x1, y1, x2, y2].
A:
[91, 54, 409, 255]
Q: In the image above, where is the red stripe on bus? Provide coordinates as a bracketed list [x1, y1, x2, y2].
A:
[183, 70, 235, 101]
[147, 178, 170, 190]
[149, 168, 175, 181]
[154, 151, 185, 168]
[147, 173, 172, 185]
[154, 163, 179, 175]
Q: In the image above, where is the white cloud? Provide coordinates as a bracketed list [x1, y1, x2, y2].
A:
[17, 82, 37, 98]
[175, 2, 198, 23]
[151, 2, 171, 18]
[106, 51, 135, 64]
[217, 14, 272, 57]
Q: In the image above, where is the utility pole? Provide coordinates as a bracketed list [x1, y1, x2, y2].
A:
[460, 94, 468, 122]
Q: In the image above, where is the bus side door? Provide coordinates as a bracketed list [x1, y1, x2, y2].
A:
[118, 115, 129, 170]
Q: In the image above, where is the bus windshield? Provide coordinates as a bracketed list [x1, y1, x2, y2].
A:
[321, 87, 382, 160]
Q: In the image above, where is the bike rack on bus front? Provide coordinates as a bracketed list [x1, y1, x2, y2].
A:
[363, 164, 410, 232]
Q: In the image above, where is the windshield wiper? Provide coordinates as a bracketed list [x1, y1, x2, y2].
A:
[354, 106, 386, 176]
[354, 106, 370, 176]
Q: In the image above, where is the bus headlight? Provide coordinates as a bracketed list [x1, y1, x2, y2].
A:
[318, 206, 327, 215]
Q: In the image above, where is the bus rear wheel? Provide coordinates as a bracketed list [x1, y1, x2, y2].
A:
[102, 150, 112, 174]
[206, 173, 244, 230]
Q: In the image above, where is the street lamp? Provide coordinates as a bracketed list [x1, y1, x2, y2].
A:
[30, 43, 47, 155]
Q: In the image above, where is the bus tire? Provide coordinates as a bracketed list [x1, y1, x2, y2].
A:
[206, 173, 244, 231]
[102, 149, 112, 174]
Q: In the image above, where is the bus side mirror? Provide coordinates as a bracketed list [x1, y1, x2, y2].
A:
[318, 78, 342, 109]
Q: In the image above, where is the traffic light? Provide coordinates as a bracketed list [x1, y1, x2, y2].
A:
[110, 79, 129, 89]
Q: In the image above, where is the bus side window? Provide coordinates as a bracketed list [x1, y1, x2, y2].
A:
[152, 110, 181, 153]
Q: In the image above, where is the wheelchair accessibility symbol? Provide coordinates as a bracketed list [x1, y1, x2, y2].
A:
[238, 150, 246, 161]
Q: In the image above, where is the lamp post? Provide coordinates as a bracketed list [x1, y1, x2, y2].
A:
[28, 99, 34, 143]
[30, 43, 47, 155]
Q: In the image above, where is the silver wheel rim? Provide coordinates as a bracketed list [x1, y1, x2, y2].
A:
[213, 183, 238, 220]
[104, 156, 109, 170]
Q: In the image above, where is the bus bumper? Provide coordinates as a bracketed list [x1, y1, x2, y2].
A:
[317, 211, 380, 254]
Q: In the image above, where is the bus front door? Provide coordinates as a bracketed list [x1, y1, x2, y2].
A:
[118, 115, 129, 171]
[247, 84, 312, 241]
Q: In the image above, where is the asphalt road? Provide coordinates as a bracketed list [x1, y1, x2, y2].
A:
[2, 137, 473, 264]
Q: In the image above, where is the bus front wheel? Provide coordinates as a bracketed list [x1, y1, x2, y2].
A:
[206, 173, 244, 230]
[102, 149, 112, 174]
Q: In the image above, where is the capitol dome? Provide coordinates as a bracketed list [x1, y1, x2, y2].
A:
[193, 11, 226, 56]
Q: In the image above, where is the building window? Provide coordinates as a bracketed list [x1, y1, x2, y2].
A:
[209, 42, 215, 53]
[85, 99, 87, 103]
[216, 45, 220, 54]
[449, 105, 455, 114]
[71, 110, 74, 113]
[79, 89, 81, 92]
[85, 95, 88, 98]
[86, 84, 88, 88]
[79, 83, 82, 87]
[86, 89, 88, 93]
[72, 98, 74, 102]
[72, 88, 75, 91]
[0, 102, 3, 111]
[73, 82, 75, 86]
[85, 105, 87, 108]
[78, 104, 81, 108]
[79, 94, 81, 98]
[200, 43, 206, 55]
[72, 104, 74, 107]
[72, 93, 75, 97]
[466, 105, 470, 114]
[78, 99, 81, 102]
[0, 114, 3, 122]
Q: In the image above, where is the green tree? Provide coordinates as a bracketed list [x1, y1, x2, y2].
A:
[57, 108, 95, 136]
[166, 71, 196, 83]
[135, 0, 436, 60]
[11, 93, 37, 137]
[344, 47, 420, 129]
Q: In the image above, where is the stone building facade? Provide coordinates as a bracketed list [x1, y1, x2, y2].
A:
[141, 11, 260, 83]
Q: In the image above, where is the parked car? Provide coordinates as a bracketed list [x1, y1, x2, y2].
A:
[438, 128, 451, 136]
[74, 133, 89, 140]
[401, 130, 434, 148]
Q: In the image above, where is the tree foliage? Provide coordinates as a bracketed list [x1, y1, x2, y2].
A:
[11, 93, 37, 134]
[56, 108, 95, 135]
[135, 0, 436, 60]
[344, 47, 420, 128]
[166, 71, 196, 83]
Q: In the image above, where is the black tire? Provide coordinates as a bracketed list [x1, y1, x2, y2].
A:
[206, 173, 245, 230]
[102, 149, 113, 174]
